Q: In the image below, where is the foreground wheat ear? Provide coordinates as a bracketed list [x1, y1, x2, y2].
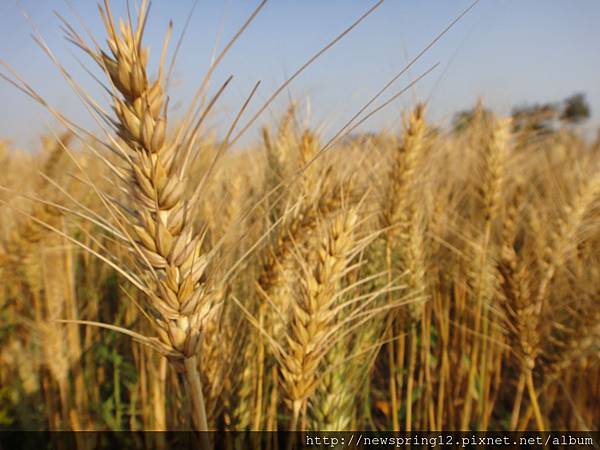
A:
[70, 1, 222, 431]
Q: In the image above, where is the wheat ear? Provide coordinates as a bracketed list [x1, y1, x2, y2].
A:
[80, 1, 222, 431]
[277, 207, 358, 431]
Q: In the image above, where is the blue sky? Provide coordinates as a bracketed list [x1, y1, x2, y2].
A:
[1, 0, 599, 149]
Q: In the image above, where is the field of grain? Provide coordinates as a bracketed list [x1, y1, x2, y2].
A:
[0, 0, 599, 434]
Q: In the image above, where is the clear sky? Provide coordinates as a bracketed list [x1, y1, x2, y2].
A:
[1, 0, 599, 150]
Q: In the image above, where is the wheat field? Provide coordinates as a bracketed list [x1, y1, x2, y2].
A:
[0, 0, 599, 434]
